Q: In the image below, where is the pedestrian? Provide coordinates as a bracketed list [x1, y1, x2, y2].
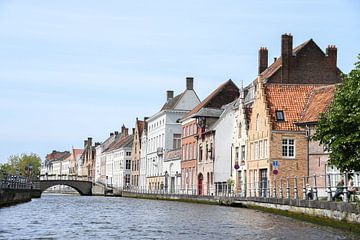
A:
[332, 178, 344, 201]
[347, 177, 356, 200]
[306, 184, 313, 200]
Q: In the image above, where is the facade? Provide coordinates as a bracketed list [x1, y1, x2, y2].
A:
[183, 79, 240, 195]
[231, 88, 253, 196]
[95, 132, 117, 184]
[180, 118, 198, 193]
[102, 126, 133, 189]
[139, 118, 148, 190]
[163, 149, 182, 193]
[146, 77, 200, 190]
[131, 118, 144, 188]
[79, 137, 97, 180]
[246, 34, 341, 197]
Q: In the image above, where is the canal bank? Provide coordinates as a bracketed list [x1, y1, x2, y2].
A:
[120, 191, 360, 233]
[0, 188, 41, 207]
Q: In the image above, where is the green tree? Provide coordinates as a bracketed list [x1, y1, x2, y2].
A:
[313, 55, 360, 172]
[1, 153, 41, 177]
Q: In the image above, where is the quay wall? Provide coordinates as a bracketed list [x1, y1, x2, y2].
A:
[0, 189, 40, 207]
[121, 191, 360, 231]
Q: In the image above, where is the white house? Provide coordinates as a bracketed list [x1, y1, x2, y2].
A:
[139, 119, 148, 190]
[146, 77, 200, 190]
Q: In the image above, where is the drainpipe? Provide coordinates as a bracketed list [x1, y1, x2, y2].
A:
[306, 125, 310, 176]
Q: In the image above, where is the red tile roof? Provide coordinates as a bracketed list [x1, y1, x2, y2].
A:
[265, 84, 315, 131]
[298, 85, 336, 124]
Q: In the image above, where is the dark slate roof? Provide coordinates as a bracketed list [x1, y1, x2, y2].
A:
[103, 135, 133, 152]
[160, 92, 184, 111]
[190, 108, 224, 118]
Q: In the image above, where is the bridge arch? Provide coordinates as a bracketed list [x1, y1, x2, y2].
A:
[40, 180, 92, 196]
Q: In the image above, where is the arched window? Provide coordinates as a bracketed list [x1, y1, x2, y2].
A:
[256, 113, 260, 131]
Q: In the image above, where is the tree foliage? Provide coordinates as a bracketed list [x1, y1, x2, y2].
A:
[0, 153, 41, 178]
[313, 55, 360, 172]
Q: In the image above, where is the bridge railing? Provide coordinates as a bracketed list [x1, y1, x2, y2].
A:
[39, 174, 93, 182]
[0, 175, 40, 190]
[120, 172, 360, 203]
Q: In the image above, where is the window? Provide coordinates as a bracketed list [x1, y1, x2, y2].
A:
[264, 139, 268, 158]
[206, 144, 209, 160]
[282, 138, 295, 158]
[256, 114, 260, 131]
[259, 140, 263, 159]
[235, 147, 239, 161]
[183, 145, 186, 160]
[276, 110, 285, 121]
[186, 144, 189, 160]
[125, 174, 130, 185]
[241, 145, 246, 161]
[126, 160, 131, 169]
[173, 134, 181, 149]
[255, 142, 258, 159]
[126, 152, 131, 156]
[250, 143, 254, 160]
[199, 145, 203, 162]
[238, 122, 242, 138]
[210, 143, 213, 160]
[189, 144, 193, 159]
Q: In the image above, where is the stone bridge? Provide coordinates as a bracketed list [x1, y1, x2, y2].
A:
[39, 180, 93, 196]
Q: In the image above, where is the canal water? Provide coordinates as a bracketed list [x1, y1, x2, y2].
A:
[0, 194, 357, 239]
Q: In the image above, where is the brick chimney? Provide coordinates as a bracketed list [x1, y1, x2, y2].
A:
[87, 137, 92, 146]
[166, 90, 174, 101]
[258, 47, 268, 74]
[132, 128, 135, 135]
[186, 77, 194, 90]
[281, 33, 293, 83]
[121, 124, 128, 137]
[326, 45, 337, 69]
[84, 140, 88, 148]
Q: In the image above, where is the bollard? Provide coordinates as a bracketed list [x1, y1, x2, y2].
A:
[302, 177, 306, 200]
[313, 174, 318, 201]
[273, 177, 277, 198]
[279, 177, 283, 198]
[327, 174, 332, 201]
[343, 172, 348, 203]
[294, 176, 298, 199]
[286, 177, 290, 199]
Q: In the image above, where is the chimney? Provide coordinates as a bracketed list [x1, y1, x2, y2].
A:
[326, 45, 337, 69]
[186, 77, 194, 90]
[84, 140, 88, 148]
[132, 128, 135, 135]
[258, 47, 268, 74]
[281, 33, 293, 83]
[114, 131, 119, 136]
[166, 90, 174, 101]
[95, 142, 100, 147]
[110, 132, 114, 137]
[88, 137, 92, 146]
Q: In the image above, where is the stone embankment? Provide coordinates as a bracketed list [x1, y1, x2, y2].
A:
[0, 188, 41, 207]
[120, 191, 360, 232]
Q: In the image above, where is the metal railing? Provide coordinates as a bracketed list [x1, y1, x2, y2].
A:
[39, 174, 93, 182]
[0, 175, 40, 190]
[118, 172, 360, 203]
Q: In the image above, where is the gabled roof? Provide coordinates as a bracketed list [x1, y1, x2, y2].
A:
[104, 135, 133, 153]
[259, 39, 316, 81]
[160, 92, 184, 111]
[297, 85, 337, 124]
[136, 119, 144, 137]
[183, 79, 239, 119]
[265, 84, 315, 131]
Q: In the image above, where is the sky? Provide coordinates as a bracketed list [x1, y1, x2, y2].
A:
[0, 0, 359, 163]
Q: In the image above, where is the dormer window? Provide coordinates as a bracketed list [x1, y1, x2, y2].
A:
[275, 110, 284, 122]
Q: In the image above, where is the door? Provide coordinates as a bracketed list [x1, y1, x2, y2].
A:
[170, 177, 175, 193]
[198, 173, 203, 195]
[237, 170, 242, 195]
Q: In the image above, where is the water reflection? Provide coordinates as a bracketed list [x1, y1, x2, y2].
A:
[0, 194, 356, 239]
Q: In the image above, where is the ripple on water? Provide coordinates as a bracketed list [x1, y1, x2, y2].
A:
[0, 195, 357, 240]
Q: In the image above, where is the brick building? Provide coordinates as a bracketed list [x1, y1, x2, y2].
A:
[181, 79, 239, 195]
[131, 118, 144, 188]
[246, 34, 341, 197]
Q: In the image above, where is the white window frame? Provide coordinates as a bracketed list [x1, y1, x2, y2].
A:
[282, 138, 295, 158]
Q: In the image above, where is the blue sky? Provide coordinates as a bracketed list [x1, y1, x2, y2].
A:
[0, 0, 359, 163]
